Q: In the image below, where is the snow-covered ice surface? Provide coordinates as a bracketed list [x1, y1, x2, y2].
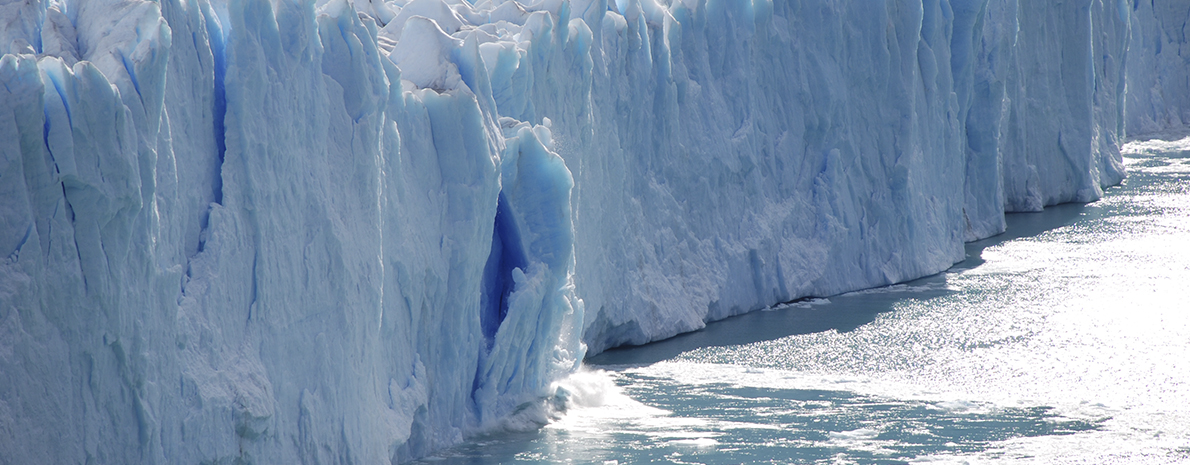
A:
[0, 0, 1176, 462]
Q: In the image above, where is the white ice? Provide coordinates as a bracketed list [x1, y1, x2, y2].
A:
[1, 0, 1185, 463]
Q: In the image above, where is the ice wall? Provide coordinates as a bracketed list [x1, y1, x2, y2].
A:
[1126, 0, 1190, 135]
[996, 0, 1128, 212]
[0, 0, 1153, 463]
[558, 0, 1131, 351]
[2, 0, 582, 463]
[562, 1, 972, 351]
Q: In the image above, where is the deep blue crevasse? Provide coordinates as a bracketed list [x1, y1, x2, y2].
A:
[206, 10, 227, 207]
[480, 192, 528, 346]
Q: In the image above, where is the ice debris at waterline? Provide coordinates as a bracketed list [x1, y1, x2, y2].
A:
[0, 0, 1185, 463]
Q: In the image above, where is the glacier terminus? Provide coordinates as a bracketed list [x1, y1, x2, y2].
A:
[1, 0, 1187, 463]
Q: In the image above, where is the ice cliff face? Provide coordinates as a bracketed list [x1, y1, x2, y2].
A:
[563, 0, 1133, 351]
[1126, 0, 1190, 135]
[2, 1, 582, 462]
[0, 0, 1174, 463]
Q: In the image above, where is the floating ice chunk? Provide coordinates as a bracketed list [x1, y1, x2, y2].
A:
[830, 428, 880, 440]
[668, 437, 719, 447]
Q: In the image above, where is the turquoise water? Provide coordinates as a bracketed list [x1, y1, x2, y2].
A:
[417, 137, 1190, 464]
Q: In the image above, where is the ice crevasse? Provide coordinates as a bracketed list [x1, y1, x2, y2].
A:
[0, 0, 1184, 463]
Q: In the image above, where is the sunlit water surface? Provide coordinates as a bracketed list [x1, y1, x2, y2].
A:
[417, 137, 1190, 463]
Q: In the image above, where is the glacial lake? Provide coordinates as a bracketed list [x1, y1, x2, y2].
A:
[415, 136, 1190, 464]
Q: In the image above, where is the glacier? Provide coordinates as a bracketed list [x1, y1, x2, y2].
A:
[0, 0, 1185, 463]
